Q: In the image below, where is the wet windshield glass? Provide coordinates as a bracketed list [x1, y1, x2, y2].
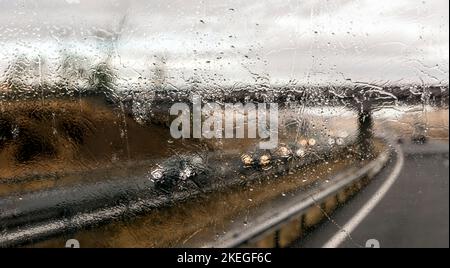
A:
[0, 0, 448, 248]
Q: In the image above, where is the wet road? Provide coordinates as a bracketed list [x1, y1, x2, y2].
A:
[294, 140, 449, 248]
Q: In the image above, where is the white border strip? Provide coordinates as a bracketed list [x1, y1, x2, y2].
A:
[322, 144, 404, 248]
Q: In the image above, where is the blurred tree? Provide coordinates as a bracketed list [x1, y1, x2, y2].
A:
[85, 14, 128, 103]
[2, 54, 50, 98]
[3, 55, 32, 92]
[58, 52, 89, 95]
[88, 61, 116, 101]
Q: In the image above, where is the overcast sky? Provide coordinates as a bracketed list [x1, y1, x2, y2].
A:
[0, 0, 448, 86]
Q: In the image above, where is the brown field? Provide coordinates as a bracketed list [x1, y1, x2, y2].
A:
[0, 98, 195, 182]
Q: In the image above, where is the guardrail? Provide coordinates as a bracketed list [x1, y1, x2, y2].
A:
[207, 142, 391, 248]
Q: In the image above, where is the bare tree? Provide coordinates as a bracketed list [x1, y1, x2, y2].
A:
[88, 61, 116, 98]
[86, 14, 129, 100]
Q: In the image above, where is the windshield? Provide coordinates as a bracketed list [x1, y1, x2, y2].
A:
[0, 0, 448, 249]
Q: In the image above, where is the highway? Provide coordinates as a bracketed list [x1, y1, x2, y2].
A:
[294, 140, 449, 248]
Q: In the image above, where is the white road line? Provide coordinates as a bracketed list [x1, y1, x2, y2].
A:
[322, 144, 405, 248]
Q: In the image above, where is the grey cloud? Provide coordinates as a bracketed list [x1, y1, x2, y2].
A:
[0, 0, 447, 85]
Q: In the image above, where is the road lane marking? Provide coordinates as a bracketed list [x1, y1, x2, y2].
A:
[322, 144, 405, 248]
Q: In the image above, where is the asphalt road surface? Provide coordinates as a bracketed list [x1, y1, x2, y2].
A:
[294, 140, 449, 248]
